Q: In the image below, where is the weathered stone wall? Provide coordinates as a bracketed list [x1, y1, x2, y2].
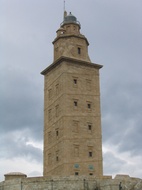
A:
[0, 175, 142, 190]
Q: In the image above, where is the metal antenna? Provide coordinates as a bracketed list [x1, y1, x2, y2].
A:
[64, 0, 66, 12]
[63, 0, 67, 19]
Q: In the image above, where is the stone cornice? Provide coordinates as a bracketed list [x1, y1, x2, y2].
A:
[41, 56, 103, 75]
[52, 34, 89, 46]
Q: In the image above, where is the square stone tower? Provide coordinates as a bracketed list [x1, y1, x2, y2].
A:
[41, 12, 103, 178]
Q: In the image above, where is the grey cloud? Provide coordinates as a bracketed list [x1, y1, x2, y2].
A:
[102, 80, 142, 156]
[103, 151, 127, 175]
[0, 131, 42, 162]
[0, 67, 43, 140]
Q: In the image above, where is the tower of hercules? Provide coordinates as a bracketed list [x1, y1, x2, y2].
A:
[41, 11, 103, 178]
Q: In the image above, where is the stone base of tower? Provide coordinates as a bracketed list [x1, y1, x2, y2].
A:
[0, 174, 142, 190]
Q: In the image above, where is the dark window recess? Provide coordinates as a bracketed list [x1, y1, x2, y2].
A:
[74, 101, 78, 107]
[88, 124, 92, 130]
[75, 172, 79, 176]
[89, 173, 93, 176]
[78, 47, 81, 54]
[74, 79, 77, 84]
[56, 130, 59, 137]
[56, 156, 59, 161]
[89, 151, 93, 157]
[88, 104, 91, 109]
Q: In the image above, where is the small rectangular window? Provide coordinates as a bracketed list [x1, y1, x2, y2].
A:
[88, 124, 92, 131]
[56, 130, 59, 137]
[74, 101, 78, 107]
[73, 77, 78, 88]
[75, 172, 79, 176]
[89, 173, 93, 176]
[56, 151, 59, 162]
[74, 79, 77, 84]
[56, 84, 59, 95]
[78, 47, 81, 54]
[88, 103, 91, 109]
[89, 151, 93, 157]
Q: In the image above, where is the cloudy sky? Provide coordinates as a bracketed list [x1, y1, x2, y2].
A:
[0, 0, 142, 182]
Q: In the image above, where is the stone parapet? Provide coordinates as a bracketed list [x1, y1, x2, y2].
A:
[0, 175, 142, 190]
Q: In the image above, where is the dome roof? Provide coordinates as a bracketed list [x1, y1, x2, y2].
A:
[64, 12, 77, 22]
[4, 172, 27, 176]
[61, 12, 81, 28]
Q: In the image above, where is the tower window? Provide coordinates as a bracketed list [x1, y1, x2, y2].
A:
[78, 47, 81, 54]
[74, 79, 77, 84]
[74, 101, 78, 107]
[48, 89, 52, 99]
[89, 173, 93, 176]
[73, 77, 78, 88]
[75, 172, 79, 176]
[87, 103, 91, 109]
[89, 151, 93, 157]
[56, 129, 59, 139]
[88, 124, 92, 131]
[56, 84, 59, 95]
[56, 151, 59, 162]
[56, 130, 58, 136]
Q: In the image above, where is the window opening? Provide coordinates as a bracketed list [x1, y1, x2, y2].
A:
[56, 151, 59, 162]
[89, 151, 93, 157]
[74, 101, 78, 107]
[88, 103, 91, 109]
[74, 79, 77, 84]
[56, 130, 59, 137]
[78, 47, 81, 54]
[56, 84, 59, 95]
[75, 172, 79, 176]
[88, 124, 92, 131]
[89, 173, 93, 176]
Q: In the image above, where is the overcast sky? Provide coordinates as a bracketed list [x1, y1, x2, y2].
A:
[0, 0, 142, 182]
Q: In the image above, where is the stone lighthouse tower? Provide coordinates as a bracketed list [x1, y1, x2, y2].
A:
[41, 12, 103, 178]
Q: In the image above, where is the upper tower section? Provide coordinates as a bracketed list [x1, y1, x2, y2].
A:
[53, 11, 91, 62]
